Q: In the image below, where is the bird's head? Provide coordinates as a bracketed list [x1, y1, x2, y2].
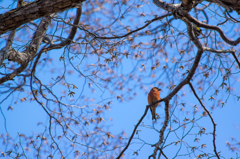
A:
[152, 87, 161, 92]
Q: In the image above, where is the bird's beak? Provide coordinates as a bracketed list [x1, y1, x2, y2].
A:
[157, 88, 162, 91]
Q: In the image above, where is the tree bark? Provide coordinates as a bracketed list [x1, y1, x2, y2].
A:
[0, 0, 85, 35]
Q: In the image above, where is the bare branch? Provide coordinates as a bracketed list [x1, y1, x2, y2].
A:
[152, 0, 240, 46]
[226, 10, 240, 23]
[35, 7, 82, 54]
[0, 62, 28, 84]
[117, 106, 149, 158]
[0, 0, 22, 65]
[203, 47, 240, 69]
[153, 0, 181, 16]
[165, 19, 203, 100]
[203, 47, 236, 54]
[149, 100, 169, 159]
[184, 13, 240, 46]
[116, 99, 164, 159]
[231, 52, 240, 69]
[181, 0, 194, 11]
[189, 82, 220, 159]
[86, 13, 172, 40]
[206, 0, 234, 12]
[157, 147, 168, 159]
[0, 0, 85, 35]
[0, 16, 52, 84]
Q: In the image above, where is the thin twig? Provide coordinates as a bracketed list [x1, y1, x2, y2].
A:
[82, 13, 172, 40]
[188, 82, 220, 159]
[116, 105, 149, 159]
[116, 99, 164, 159]
[149, 100, 169, 159]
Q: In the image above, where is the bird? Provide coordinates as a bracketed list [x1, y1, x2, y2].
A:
[148, 87, 161, 121]
[192, 23, 204, 37]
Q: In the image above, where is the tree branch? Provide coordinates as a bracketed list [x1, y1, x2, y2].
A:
[152, 0, 240, 46]
[116, 99, 165, 159]
[165, 18, 203, 100]
[0, 0, 22, 65]
[203, 47, 240, 69]
[0, 0, 85, 35]
[231, 52, 240, 69]
[41, 7, 82, 52]
[0, 16, 52, 84]
[153, 0, 181, 16]
[145, 12, 204, 159]
[203, 47, 236, 54]
[206, 0, 235, 12]
[181, 0, 194, 11]
[157, 147, 168, 159]
[149, 100, 169, 159]
[188, 82, 220, 159]
[184, 13, 240, 46]
[83, 13, 172, 40]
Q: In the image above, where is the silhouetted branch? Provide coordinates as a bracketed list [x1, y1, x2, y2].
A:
[0, 0, 22, 65]
[146, 13, 204, 159]
[82, 13, 172, 40]
[226, 10, 240, 23]
[0, 15, 52, 84]
[116, 99, 165, 159]
[203, 47, 240, 68]
[43, 7, 82, 51]
[164, 18, 203, 100]
[184, 13, 240, 46]
[231, 52, 240, 69]
[189, 82, 220, 159]
[157, 147, 168, 159]
[0, 0, 85, 35]
[152, 0, 240, 46]
[149, 100, 169, 159]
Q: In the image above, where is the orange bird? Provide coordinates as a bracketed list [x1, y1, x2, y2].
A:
[148, 87, 161, 120]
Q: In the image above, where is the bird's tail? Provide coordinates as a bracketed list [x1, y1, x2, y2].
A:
[150, 106, 156, 120]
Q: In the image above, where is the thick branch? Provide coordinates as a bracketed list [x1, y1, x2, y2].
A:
[0, 0, 21, 65]
[165, 19, 203, 100]
[157, 147, 168, 159]
[146, 13, 204, 159]
[153, 0, 181, 16]
[206, 0, 238, 13]
[0, 63, 28, 84]
[0, 16, 51, 84]
[181, 0, 194, 11]
[1, 6, 82, 66]
[0, 0, 85, 35]
[152, 0, 240, 46]
[184, 13, 240, 46]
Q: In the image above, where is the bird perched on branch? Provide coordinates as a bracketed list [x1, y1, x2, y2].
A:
[192, 23, 204, 37]
[148, 87, 161, 121]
